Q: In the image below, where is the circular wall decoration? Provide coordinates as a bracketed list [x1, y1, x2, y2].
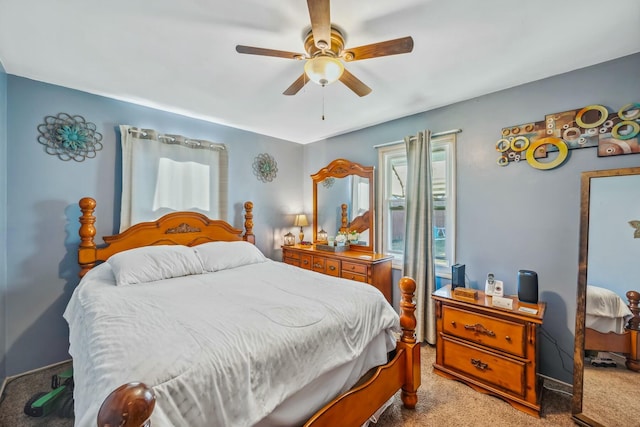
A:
[37, 113, 103, 161]
[525, 137, 568, 170]
[252, 153, 278, 182]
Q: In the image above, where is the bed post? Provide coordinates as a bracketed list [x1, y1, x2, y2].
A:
[97, 382, 156, 427]
[398, 276, 420, 409]
[626, 290, 640, 371]
[78, 197, 98, 278]
[243, 201, 255, 244]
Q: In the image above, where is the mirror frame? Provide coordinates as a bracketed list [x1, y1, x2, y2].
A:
[571, 166, 640, 426]
[311, 158, 374, 253]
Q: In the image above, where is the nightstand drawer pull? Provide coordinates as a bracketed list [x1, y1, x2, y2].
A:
[314, 263, 322, 268]
[464, 323, 496, 337]
[470, 358, 488, 370]
[329, 265, 336, 271]
[303, 260, 309, 265]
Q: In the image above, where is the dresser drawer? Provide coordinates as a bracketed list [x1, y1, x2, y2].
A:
[341, 261, 367, 275]
[442, 336, 526, 397]
[299, 254, 312, 270]
[342, 272, 367, 282]
[312, 256, 326, 273]
[442, 306, 526, 358]
[283, 257, 300, 267]
[325, 259, 340, 277]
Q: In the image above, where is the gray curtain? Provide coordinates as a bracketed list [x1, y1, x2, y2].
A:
[403, 130, 436, 344]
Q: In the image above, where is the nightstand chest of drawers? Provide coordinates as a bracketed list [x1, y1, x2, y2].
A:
[432, 285, 546, 417]
[282, 245, 393, 303]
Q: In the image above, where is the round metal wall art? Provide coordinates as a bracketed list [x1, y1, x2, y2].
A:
[253, 153, 278, 182]
[37, 113, 103, 161]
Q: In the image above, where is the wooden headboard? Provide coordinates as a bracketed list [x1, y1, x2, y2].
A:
[78, 197, 255, 277]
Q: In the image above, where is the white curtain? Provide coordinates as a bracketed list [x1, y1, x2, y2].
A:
[403, 130, 436, 344]
[119, 125, 228, 232]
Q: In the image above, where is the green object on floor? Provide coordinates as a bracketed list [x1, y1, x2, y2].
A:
[23, 368, 74, 418]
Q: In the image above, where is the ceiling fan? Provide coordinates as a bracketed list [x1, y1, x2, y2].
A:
[235, 0, 414, 97]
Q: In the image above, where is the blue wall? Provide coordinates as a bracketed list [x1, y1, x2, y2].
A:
[0, 61, 7, 379]
[4, 76, 303, 376]
[304, 53, 640, 383]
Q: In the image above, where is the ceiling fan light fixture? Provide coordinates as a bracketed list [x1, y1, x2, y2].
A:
[304, 56, 344, 86]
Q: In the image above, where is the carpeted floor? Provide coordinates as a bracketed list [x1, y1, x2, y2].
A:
[0, 360, 73, 427]
[0, 345, 575, 427]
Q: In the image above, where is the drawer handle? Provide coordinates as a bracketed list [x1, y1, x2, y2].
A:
[505, 335, 511, 341]
[329, 265, 336, 271]
[314, 263, 322, 268]
[303, 260, 309, 265]
[470, 358, 488, 371]
[464, 323, 496, 337]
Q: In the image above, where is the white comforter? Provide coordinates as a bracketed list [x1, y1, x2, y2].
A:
[64, 260, 399, 427]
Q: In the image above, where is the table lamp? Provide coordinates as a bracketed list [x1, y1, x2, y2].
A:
[293, 214, 309, 243]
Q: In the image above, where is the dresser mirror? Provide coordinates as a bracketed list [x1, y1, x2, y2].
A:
[572, 166, 640, 427]
[312, 159, 374, 253]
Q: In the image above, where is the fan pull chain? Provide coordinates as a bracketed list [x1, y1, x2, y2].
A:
[322, 85, 325, 121]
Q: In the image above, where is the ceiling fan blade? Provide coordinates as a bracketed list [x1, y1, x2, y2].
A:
[339, 69, 372, 97]
[236, 45, 304, 60]
[283, 74, 309, 96]
[342, 36, 414, 61]
[307, 0, 331, 50]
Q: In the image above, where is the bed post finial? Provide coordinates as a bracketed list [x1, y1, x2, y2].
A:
[627, 290, 640, 331]
[340, 203, 348, 232]
[97, 382, 156, 427]
[78, 197, 97, 277]
[243, 201, 255, 244]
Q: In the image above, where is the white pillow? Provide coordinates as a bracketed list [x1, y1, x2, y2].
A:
[194, 241, 267, 272]
[107, 245, 204, 286]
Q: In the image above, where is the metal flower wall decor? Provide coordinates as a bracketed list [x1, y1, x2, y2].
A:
[253, 153, 278, 182]
[37, 113, 103, 161]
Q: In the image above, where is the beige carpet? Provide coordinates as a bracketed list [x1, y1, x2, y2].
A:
[0, 345, 575, 427]
[375, 344, 574, 427]
[581, 352, 639, 427]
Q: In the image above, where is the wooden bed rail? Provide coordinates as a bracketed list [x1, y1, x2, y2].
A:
[96, 277, 420, 427]
[78, 197, 255, 277]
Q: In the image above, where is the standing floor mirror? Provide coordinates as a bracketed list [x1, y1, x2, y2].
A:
[572, 166, 640, 427]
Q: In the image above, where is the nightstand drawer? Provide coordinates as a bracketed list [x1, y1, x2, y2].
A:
[442, 336, 526, 397]
[341, 262, 367, 275]
[442, 306, 526, 357]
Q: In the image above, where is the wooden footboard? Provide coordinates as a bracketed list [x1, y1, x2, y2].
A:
[96, 277, 420, 427]
[585, 290, 640, 372]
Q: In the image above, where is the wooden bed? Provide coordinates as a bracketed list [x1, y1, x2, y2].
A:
[75, 197, 421, 427]
[584, 289, 640, 372]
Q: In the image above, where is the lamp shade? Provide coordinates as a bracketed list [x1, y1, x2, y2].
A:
[304, 56, 344, 86]
[293, 214, 309, 227]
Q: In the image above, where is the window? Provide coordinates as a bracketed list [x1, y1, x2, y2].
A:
[376, 133, 457, 276]
[119, 125, 228, 231]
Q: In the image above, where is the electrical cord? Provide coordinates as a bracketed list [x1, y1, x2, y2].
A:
[540, 325, 574, 376]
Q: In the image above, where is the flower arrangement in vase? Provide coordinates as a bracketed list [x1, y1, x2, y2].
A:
[335, 232, 348, 247]
[348, 230, 359, 243]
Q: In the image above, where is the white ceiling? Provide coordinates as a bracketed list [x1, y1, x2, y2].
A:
[1, 0, 639, 144]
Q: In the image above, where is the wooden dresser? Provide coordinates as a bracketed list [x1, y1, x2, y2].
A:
[282, 245, 393, 303]
[432, 286, 546, 417]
